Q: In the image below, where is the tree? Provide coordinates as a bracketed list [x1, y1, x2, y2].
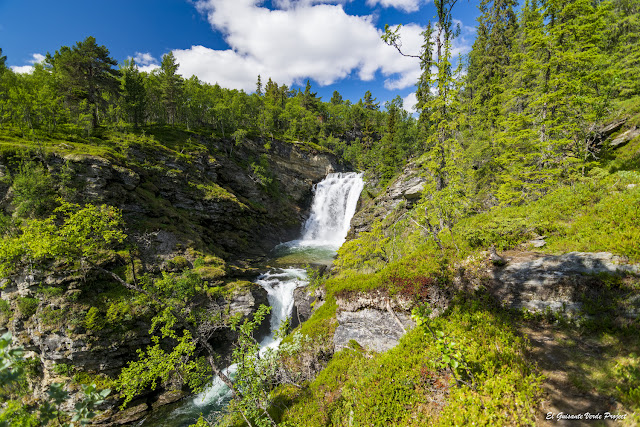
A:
[256, 74, 263, 96]
[605, 0, 640, 98]
[383, 0, 469, 241]
[302, 80, 319, 111]
[330, 90, 343, 105]
[158, 52, 183, 125]
[0, 48, 6, 75]
[465, 0, 519, 131]
[47, 36, 120, 128]
[1, 333, 110, 426]
[363, 90, 379, 111]
[120, 59, 146, 127]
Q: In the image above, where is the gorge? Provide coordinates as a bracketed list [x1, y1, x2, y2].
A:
[139, 172, 365, 426]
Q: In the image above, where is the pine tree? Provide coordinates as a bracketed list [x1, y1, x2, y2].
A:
[256, 74, 263, 96]
[330, 90, 343, 105]
[302, 79, 318, 110]
[121, 59, 146, 128]
[605, 0, 640, 98]
[47, 36, 120, 128]
[465, 0, 519, 131]
[0, 48, 6, 74]
[363, 90, 379, 111]
[158, 52, 182, 125]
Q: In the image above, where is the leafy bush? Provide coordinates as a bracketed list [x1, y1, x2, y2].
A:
[10, 161, 57, 218]
[0, 201, 126, 276]
[16, 297, 38, 318]
[106, 301, 132, 326]
[84, 307, 104, 331]
[0, 300, 11, 326]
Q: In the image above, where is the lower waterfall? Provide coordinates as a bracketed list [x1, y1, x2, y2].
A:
[140, 172, 364, 426]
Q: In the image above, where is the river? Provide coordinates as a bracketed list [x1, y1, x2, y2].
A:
[138, 172, 364, 426]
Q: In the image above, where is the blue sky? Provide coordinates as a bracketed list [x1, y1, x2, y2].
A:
[0, 0, 481, 110]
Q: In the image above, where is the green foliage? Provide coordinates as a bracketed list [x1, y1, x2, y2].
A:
[84, 307, 104, 331]
[0, 300, 10, 326]
[106, 301, 133, 325]
[0, 200, 126, 276]
[47, 36, 119, 129]
[456, 170, 640, 259]
[0, 332, 110, 426]
[10, 160, 57, 218]
[16, 297, 38, 318]
[117, 331, 208, 408]
[228, 304, 276, 426]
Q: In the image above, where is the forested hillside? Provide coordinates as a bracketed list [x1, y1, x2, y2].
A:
[0, 0, 640, 424]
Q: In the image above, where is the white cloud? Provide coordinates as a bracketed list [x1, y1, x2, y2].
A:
[10, 53, 45, 74]
[271, 0, 351, 9]
[11, 65, 35, 74]
[179, 0, 426, 92]
[402, 91, 417, 113]
[366, 0, 422, 13]
[131, 52, 160, 73]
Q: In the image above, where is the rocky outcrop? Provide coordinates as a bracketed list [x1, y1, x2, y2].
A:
[610, 126, 640, 148]
[0, 136, 345, 264]
[291, 286, 322, 329]
[349, 162, 426, 238]
[0, 134, 346, 421]
[470, 251, 640, 317]
[333, 291, 417, 353]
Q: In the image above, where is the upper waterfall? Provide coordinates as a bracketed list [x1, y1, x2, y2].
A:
[299, 172, 364, 248]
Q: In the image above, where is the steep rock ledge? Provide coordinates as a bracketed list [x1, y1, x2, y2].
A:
[0, 136, 346, 422]
[458, 251, 640, 318]
[349, 162, 426, 239]
[332, 291, 418, 353]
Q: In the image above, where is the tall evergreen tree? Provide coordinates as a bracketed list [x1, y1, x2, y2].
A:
[46, 36, 120, 128]
[0, 48, 6, 74]
[330, 90, 343, 105]
[605, 0, 640, 98]
[466, 0, 518, 131]
[120, 59, 146, 128]
[158, 52, 182, 125]
[363, 90, 380, 111]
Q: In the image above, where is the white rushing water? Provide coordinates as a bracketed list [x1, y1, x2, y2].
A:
[150, 172, 364, 426]
[298, 172, 365, 247]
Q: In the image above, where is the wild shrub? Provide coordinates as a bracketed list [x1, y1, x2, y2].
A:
[10, 161, 57, 218]
[16, 297, 38, 318]
[84, 307, 104, 331]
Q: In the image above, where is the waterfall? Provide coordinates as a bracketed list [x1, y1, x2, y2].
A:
[152, 172, 364, 426]
[300, 172, 365, 247]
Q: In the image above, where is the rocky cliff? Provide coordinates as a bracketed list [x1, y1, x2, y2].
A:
[0, 132, 347, 423]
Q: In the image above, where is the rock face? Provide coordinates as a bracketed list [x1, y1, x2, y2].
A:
[334, 309, 414, 353]
[480, 251, 640, 316]
[610, 126, 640, 148]
[0, 135, 345, 422]
[291, 286, 320, 328]
[0, 136, 344, 264]
[333, 291, 417, 353]
[349, 162, 426, 238]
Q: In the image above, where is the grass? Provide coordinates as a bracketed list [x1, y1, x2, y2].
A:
[264, 147, 640, 426]
[456, 170, 640, 261]
[277, 295, 544, 426]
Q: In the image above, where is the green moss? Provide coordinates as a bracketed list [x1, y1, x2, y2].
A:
[84, 307, 105, 331]
[40, 306, 67, 330]
[167, 256, 190, 271]
[0, 299, 11, 325]
[280, 295, 543, 426]
[16, 297, 38, 318]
